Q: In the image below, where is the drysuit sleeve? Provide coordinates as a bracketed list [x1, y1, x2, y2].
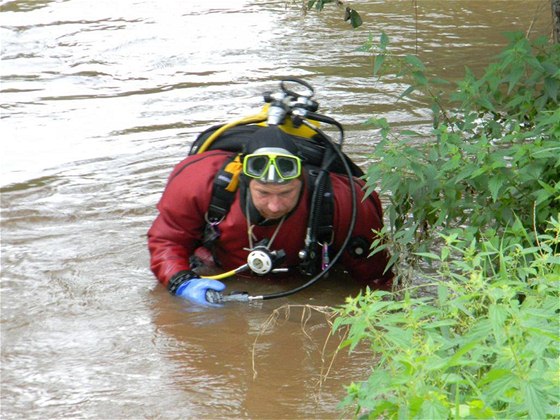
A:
[330, 174, 393, 288]
[147, 153, 227, 286]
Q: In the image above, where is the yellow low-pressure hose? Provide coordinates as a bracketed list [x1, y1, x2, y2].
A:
[201, 264, 249, 280]
[196, 112, 268, 154]
[196, 112, 267, 280]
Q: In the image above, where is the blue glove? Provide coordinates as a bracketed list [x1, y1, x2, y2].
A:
[175, 278, 226, 306]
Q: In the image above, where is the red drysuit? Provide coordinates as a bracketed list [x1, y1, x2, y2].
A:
[148, 150, 392, 288]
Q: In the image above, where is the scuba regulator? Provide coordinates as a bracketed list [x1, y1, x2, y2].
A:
[247, 239, 287, 275]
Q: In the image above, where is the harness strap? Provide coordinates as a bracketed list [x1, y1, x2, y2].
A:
[206, 154, 242, 223]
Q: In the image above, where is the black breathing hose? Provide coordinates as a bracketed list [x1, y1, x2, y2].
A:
[302, 111, 345, 147]
[256, 120, 358, 300]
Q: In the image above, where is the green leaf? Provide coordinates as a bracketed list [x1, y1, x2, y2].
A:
[379, 31, 389, 50]
[544, 76, 559, 102]
[522, 380, 548, 420]
[421, 319, 457, 330]
[373, 54, 385, 76]
[404, 54, 426, 71]
[400, 129, 422, 136]
[419, 398, 449, 419]
[489, 304, 508, 344]
[383, 326, 413, 347]
[412, 70, 428, 86]
[488, 175, 504, 202]
[398, 85, 415, 100]
[437, 283, 449, 306]
[464, 400, 496, 418]
[347, 9, 363, 28]
[477, 369, 512, 387]
[505, 64, 524, 94]
[414, 252, 441, 260]
[444, 339, 480, 369]
[481, 370, 518, 403]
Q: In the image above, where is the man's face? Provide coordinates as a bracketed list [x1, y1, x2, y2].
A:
[248, 179, 303, 220]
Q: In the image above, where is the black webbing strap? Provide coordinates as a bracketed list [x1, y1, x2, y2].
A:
[315, 175, 334, 244]
[206, 155, 242, 223]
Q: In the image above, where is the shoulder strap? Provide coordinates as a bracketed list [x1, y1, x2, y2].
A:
[206, 154, 243, 223]
[202, 154, 242, 249]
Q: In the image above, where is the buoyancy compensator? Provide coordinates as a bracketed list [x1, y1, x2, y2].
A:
[191, 78, 361, 303]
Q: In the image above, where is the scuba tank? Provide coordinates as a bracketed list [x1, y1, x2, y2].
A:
[190, 78, 361, 303]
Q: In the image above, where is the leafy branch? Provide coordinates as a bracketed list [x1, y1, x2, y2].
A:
[303, 0, 363, 28]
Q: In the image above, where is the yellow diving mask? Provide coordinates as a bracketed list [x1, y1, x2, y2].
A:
[243, 147, 301, 183]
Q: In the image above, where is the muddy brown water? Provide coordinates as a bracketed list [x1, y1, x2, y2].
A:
[1, 1, 552, 418]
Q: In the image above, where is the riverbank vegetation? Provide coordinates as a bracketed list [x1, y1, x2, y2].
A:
[334, 32, 560, 418]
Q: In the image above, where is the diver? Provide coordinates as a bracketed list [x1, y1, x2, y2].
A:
[148, 80, 393, 306]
